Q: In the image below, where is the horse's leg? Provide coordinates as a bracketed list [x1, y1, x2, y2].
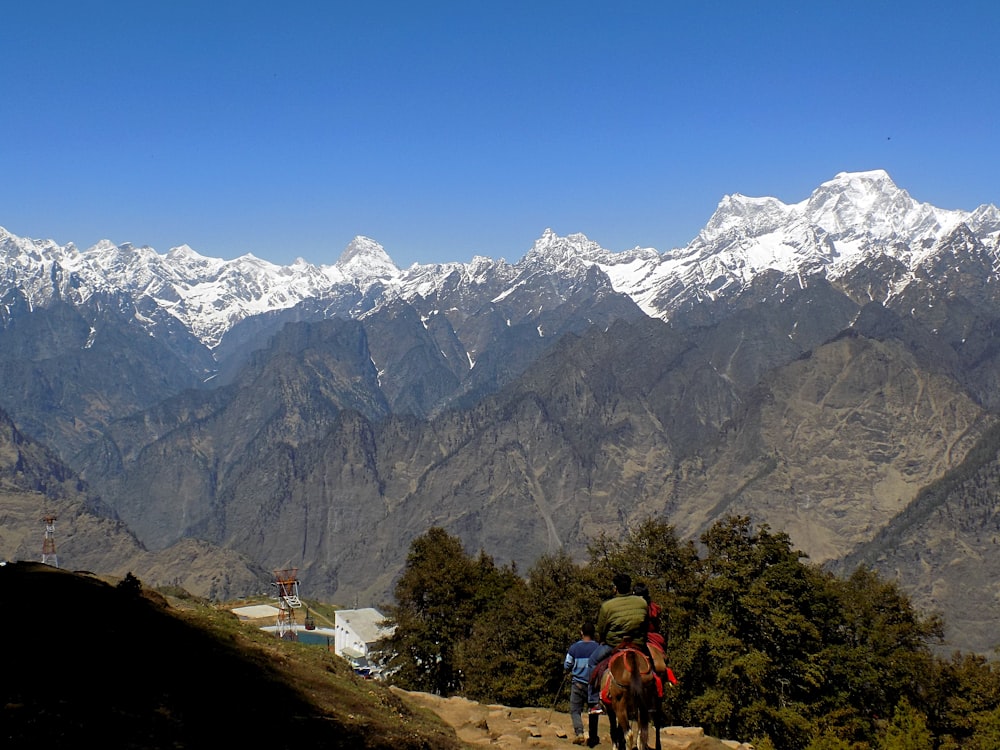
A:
[617, 706, 629, 750]
[633, 684, 649, 750]
[608, 701, 627, 750]
[621, 701, 638, 750]
[609, 709, 622, 750]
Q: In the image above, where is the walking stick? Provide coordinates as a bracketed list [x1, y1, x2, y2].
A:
[547, 672, 569, 724]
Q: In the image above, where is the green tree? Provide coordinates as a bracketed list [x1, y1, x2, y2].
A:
[878, 697, 932, 750]
[804, 732, 852, 750]
[460, 551, 597, 706]
[117, 571, 143, 597]
[970, 707, 1000, 750]
[812, 566, 941, 744]
[678, 517, 825, 746]
[928, 652, 1000, 748]
[375, 527, 509, 695]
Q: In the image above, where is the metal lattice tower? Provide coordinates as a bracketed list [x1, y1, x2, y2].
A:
[271, 568, 302, 640]
[41, 515, 59, 568]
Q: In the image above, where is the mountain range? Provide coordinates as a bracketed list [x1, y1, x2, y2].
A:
[3, 169, 1000, 654]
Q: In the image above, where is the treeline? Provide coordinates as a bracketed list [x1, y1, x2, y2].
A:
[373, 516, 1000, 750]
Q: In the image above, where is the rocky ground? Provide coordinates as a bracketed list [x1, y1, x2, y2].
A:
[391, 688, 753, 750]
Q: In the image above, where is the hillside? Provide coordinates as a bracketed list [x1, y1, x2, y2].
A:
[1, 562, 462, 749]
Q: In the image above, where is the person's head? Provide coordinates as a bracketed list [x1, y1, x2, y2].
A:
[632, 582, 650, 602]
[581, 622, 595, 639]
[613, 572, 632, 595]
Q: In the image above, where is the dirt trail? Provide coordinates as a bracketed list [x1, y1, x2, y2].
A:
[391, 688, 753, 750]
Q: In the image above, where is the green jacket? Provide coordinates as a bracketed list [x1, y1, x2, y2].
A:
[596, 593, 648, 647]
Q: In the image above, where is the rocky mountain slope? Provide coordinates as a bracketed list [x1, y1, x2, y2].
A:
[0, 408, 267, 598]
[3, 170, 1000, 654]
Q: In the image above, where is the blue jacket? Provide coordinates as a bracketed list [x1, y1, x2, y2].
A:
[564, 638, 601, 684]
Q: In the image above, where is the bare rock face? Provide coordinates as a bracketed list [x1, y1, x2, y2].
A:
[0, 407, 266, 599]
[669, 333, 987, 564]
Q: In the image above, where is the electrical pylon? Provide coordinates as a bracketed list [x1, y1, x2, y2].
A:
[271, 568, 302, 640]
[41, 515, 59, 567]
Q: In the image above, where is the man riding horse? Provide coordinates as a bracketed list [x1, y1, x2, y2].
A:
[589, 574, 670, 686]
[591, 573, 647, 665]
[588, 573, 671, 748]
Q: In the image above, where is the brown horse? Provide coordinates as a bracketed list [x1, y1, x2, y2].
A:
[599, 646, 660, 750]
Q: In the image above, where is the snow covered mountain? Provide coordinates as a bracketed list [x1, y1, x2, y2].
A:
[2, 169, 997, 352]
[7, 169, 1000, 656]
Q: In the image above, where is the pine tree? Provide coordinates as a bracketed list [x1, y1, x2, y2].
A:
[879, 698, 932, 750]
[374, 527, 483, 695]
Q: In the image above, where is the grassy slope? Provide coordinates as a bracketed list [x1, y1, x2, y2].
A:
[1, 562, 464, 749]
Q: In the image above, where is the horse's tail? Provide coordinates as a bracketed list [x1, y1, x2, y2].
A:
[628, 650, 648, 724]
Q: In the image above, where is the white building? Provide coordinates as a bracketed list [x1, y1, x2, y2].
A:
[334, 607, 393, 675]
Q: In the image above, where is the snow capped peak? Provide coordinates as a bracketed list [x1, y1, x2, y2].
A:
[826, 168, 895, 187]
[700, 193, 793, 241]
[2, 169, 996, 352]
[88, 238, 120, 253]
[805, 169, 908, 227]
[525, 229, 607, 266]
[527, 227, 566, 256]
[165, 244, 200, 258]
[803, 169, 964, 239]
[338, 235, 392, 264]
[696, 169, 969, 258]
[336, 236, 399, 287]
[968, 203, 1000, 235]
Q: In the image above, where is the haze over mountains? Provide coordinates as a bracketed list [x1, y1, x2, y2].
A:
[3, 169, 1000, 654]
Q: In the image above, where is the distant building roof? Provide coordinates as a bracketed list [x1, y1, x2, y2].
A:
[231, 604, 281, 619]
[335, 607, 393, 643]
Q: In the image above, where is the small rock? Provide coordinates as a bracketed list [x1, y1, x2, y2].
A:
[663, 726, 705, 738]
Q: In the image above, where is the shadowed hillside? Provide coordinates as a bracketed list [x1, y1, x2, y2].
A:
[0, 562, 463, 749]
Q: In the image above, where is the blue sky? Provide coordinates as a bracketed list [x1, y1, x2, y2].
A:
[3, 1, 997, 268]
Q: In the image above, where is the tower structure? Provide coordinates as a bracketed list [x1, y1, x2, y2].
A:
[41, 515, 59, 567]
[271, 568, 302, 640]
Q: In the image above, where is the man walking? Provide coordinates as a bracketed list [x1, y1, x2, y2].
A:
[564, 621, 601, 746]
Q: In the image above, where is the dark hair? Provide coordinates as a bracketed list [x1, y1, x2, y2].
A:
[613, 572, 632, 594]
[581, 621, 595, 638]
[632, 582, 650, 602]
